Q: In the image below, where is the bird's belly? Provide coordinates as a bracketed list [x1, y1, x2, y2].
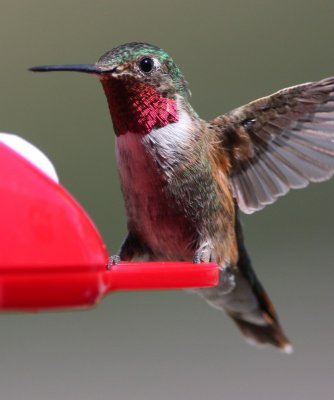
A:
[116, 132, 195, 260]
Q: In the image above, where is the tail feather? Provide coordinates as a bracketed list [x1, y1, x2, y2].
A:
[230, 220, 292, 352]
[197, 212, 292, 352]
[231, 314, 293, 353]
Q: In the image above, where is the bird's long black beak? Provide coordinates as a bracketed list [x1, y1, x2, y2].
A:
[29, 64, 106, 74]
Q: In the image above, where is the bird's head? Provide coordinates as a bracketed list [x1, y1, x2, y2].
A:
[31, 42, 191, 135]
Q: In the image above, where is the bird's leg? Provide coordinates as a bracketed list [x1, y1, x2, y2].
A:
[193, 241, 214, 263]
[106, 232, 154, 269]
[193, 241, 236, 294]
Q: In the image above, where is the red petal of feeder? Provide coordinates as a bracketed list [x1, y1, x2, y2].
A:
[0, 140, 219, 311]
[106, 261, 218, 291]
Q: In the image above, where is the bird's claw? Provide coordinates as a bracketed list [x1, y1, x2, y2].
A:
[193, 252, 204, 264]
[106, 255, 121, 270]
[193, 243, 214, 264]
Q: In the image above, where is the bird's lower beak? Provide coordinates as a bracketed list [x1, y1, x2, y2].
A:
[29, 64, 116, 74]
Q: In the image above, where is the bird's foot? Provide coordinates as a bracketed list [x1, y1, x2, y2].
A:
[193, 242, 214, 264]
[106, 255, 121, 270]
[193, 243, 235, 294]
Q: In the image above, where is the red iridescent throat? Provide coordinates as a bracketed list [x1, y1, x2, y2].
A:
[101, 77, 179, 136]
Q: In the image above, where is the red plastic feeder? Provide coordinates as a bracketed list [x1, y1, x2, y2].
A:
[0, 138, 219, 311]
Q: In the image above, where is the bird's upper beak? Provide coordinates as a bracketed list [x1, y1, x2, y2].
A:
[29, 64, 117, 75]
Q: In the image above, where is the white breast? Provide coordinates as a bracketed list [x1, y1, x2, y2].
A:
[143, 108, 193, 177]
[116, 107, 193, 183]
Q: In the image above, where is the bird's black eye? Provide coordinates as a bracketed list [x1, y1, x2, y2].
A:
[139, 57, 154, 73]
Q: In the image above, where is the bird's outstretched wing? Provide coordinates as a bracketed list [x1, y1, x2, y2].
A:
[211, 77, 334, 214]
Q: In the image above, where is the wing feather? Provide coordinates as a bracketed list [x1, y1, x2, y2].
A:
[211, 77, 334, 213]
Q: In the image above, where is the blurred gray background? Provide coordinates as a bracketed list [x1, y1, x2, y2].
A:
[0, 0, 334, 399]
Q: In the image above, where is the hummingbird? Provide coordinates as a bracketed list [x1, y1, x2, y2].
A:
[31, 42, 334, 352]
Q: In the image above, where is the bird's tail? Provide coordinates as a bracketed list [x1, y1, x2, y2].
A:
[196, 216, 292, 353]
